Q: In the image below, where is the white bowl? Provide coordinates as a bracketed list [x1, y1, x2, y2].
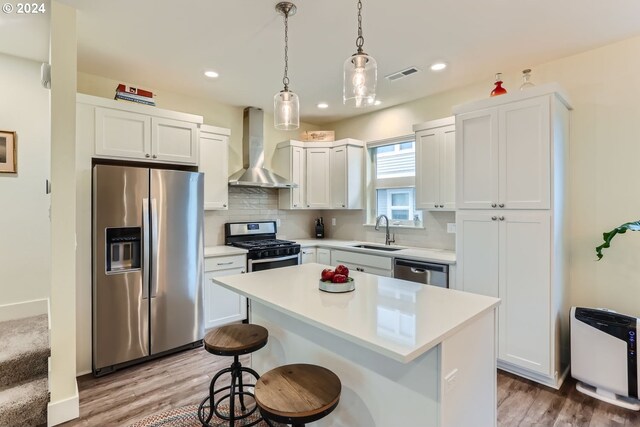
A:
[319, 277, 355, 293]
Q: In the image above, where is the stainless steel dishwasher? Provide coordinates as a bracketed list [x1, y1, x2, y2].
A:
[393, 258, 449, 288]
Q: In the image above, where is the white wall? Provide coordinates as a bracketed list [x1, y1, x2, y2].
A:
[327, 35, 640, 317]
[0, 53, 51, 305]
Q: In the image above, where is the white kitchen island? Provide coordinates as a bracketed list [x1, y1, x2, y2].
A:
[212, 263, 500, 427]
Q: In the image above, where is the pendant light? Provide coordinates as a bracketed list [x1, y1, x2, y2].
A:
[274, 2, 299, 130]
[343, 0, 377, 108]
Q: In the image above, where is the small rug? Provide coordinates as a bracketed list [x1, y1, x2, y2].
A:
[128, 404, 281, 427]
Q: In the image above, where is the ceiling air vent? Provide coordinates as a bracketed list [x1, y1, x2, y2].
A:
[385, 67, 420, 81]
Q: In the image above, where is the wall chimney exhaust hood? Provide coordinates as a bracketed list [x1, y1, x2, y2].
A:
[228, 107, 298, 189]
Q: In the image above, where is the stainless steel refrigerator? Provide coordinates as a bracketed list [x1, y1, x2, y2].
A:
[92, 164, 204, 375]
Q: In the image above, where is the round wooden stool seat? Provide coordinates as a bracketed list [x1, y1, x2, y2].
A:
[254, 364, 341, 426]
[203, 324, 268, 356]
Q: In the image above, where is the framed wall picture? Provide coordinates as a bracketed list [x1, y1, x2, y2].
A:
[0, 131, 16, 173]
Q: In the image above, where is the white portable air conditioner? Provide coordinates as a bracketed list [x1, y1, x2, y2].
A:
[571, 306, 640, 410]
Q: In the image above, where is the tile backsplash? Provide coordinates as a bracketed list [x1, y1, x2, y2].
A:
[326, 210, 455, 250]
[204, 187, 322, 246]
[206, 187, 456, 251]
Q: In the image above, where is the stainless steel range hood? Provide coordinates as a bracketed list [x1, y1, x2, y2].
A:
[228, 107, 297, 188]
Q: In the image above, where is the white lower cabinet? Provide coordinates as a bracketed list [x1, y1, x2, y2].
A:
[456, 211, 552, 378]
[316, 248, 331, 265]
[300, 248, 316, 264]
[204, 254, 247, 330]
[331, 250, 393, 277]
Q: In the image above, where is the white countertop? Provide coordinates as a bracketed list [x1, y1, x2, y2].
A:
[294, 239, 456, 265]
[204, 245, 248, 257]
[212, 263, 499, 363]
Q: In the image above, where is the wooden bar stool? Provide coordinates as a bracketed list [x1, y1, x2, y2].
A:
[198, 324, 269, 427]
[254, 364, 342, 427]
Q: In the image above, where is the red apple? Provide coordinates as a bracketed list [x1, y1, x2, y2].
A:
[321, 268, 335, 282]
[332, 274, 347, 284]
[334, 264, 349, 277]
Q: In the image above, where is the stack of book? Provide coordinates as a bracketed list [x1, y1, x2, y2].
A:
[114, 84, 155, 106]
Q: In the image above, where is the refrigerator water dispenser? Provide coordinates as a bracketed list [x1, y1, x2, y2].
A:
[105, 227, 141, 273]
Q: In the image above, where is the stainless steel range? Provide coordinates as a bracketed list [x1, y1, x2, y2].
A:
[225, 221, 301, 272]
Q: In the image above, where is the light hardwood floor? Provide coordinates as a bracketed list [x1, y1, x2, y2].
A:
[61, 347, 640, 427]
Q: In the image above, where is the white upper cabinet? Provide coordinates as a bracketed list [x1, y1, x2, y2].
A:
[82, 94, 203, 166]
[152, 117, 198, 164]
[273, 142, 306, 209]
[306, 147, 331, 209]
[95, 108, 152, 161]
[330, 139, 364, 209]
[499, 97, 550, 209]
[455, 109, 499, 209]
[273, 139, 363, 210]
[414, 117, 456, 211]
[199, 124, 230, 210]
[456, 94, 551, 210]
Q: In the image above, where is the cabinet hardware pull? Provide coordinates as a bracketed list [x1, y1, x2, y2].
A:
[499, 216, 505, 221]
[217, 261, 234, 265]
[241, 270, 246, 274]
[491, 203, 497, 208]
[499, 203, 505, 208]
[145, 154, 150, 158]
[491, 216, 497, 221]
[439, 204, 444, 208]
[152, 154, 157, 159]
[434, 204, 438, 208]
[342, 204, 345, 207]
[223, 204, 227, 208]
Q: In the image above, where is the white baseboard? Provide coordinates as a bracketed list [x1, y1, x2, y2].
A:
[47, 380, 79, 426]
[0, 298, 49, 322]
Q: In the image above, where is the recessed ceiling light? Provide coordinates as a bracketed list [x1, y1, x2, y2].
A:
[317, 102, 329, 109]
[374, 100, 382, 106]
[204, 70, 219, 78]
[430, 62, 447, 71]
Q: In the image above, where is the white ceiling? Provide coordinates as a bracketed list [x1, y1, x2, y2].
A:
[22, 1, 640, 124]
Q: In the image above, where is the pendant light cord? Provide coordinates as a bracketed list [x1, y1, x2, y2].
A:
[283, 9, 290, 90]
[356, 0, 364, 53]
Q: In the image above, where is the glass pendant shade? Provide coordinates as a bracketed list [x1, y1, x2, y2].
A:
[343, 52, 377, 108]
[274, 89, 299, 130]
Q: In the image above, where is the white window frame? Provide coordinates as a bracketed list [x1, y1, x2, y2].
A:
[386, 189, 414, 221]
[365, 135, 421, 227]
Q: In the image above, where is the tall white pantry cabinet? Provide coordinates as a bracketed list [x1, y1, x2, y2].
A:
[453, 84, 572, 389]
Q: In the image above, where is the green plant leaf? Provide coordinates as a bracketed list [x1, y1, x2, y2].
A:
[596, 221, 640, 260]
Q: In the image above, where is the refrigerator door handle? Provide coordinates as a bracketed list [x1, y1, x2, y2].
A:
[150, 198, 159, 298]
[142, 198, 150, 299]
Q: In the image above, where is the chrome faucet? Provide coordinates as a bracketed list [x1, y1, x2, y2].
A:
[375, 215, 395, 245]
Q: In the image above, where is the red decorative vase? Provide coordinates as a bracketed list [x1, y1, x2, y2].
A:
[490, 73, 507, 97]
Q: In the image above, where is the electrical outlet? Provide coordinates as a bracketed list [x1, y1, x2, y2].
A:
[276, 218, 281, 227]
[447, 223, 456, 234]
[331, 218, 337, 226]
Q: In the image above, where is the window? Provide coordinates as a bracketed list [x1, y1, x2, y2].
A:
[368, 137, 422, 226]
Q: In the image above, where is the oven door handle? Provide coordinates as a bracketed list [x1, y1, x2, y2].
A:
[249, 254, 300, 265]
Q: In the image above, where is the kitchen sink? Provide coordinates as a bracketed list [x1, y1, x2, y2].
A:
[350, 244, 404, 252]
